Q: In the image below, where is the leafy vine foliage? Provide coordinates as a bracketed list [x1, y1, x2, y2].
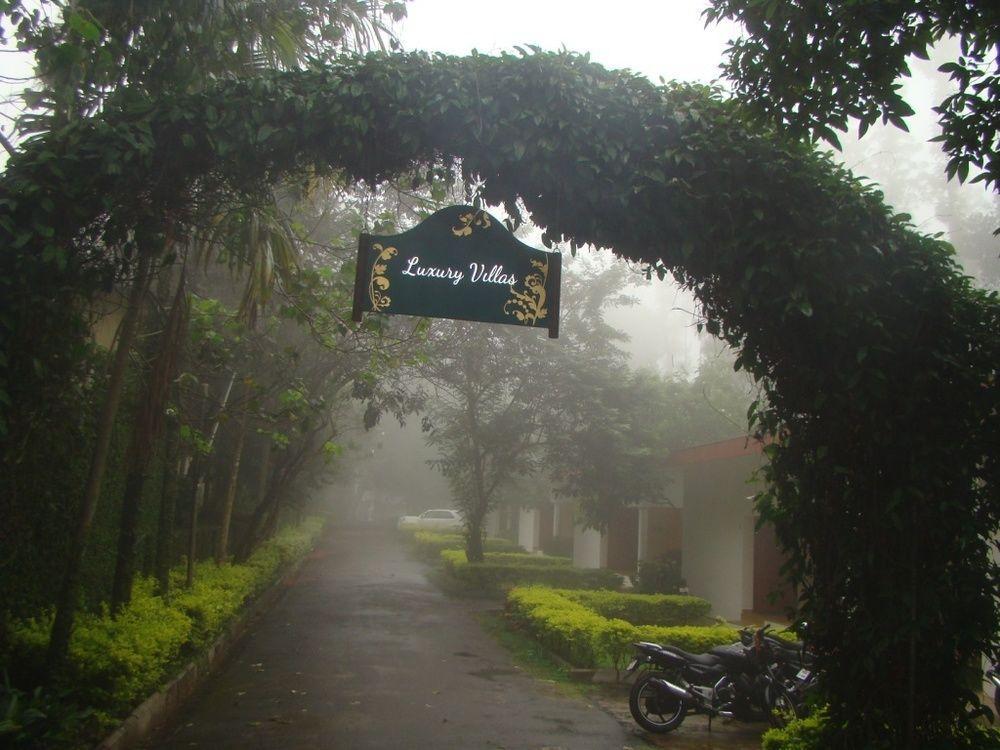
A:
[0, 50, 998, 746]
[705, 0, 1000, 192]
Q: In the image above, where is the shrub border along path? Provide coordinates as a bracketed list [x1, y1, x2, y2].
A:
[440, 550, 624, 592]
[89, 518, 326, 750]
[506, 586, 739, 675]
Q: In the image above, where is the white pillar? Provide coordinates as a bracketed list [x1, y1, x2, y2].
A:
[518, 507, 540, 552]
[637, 506, 650, 562]
[573, 525, 606, 568]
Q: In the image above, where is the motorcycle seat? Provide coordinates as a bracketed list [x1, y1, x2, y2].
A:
[662, 645, 722, 667]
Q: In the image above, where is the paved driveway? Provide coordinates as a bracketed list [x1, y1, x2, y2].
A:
[148, 525, 638, 750]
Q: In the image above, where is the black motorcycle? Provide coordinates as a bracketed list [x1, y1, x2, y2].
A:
[739, 625, 818, 717]
[625, 626, 799, 734]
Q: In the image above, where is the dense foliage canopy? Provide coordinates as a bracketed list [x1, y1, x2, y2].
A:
[0, 49, 997, 747]
[705, 0, 1000, 192]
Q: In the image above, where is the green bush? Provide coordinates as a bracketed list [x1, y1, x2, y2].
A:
[441, 551, 620, 591]
[761, 707, 1000, 750]
[409, 531, 522, 560]
[761, 709, 831, 750]
[558, 589, 711, 626]
[634, 623, 741, 653]
[506, 585, 628, 666]
[441, 550, 572, 567]
[0, 674, 99, 749]
[506, 586, 737, 671]
[3, 516, 325, 746]
[7, 578, 193, 712]
[635, 553, 684, 594]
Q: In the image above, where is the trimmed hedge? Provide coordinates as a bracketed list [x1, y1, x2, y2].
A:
[4, 517, 325, 726]
[558, 589, 712, 626]
[440, 550, 621, 591]
[506, 586, 738, 672]
[441, 550, 572, 567]
[760, 708, 1000, 750]
[409, 531, 523, 560]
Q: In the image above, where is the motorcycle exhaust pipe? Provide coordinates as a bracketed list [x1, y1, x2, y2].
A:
[650, 676, 697, 704]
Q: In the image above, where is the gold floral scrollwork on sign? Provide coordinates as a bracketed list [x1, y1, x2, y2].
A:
[504, 257, 549, 325]
[451, 210, 492, 237]
[369, 243, 397, 312]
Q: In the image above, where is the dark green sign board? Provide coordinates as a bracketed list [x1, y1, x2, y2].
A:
[351, 206, 562, 338]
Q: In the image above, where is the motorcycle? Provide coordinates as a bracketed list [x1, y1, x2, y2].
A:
[625, 625, 799, 734]
[738, 625, 818, 716]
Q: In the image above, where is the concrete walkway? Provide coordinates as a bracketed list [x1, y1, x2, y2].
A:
[147, 525, 638, 750]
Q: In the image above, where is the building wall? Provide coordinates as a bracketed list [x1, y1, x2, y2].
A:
[606, 506, 639, 574]
[681, 453, 764, 621]
[544, 501, 575, 557]
[753, 517, 796, 614]
[643, 507, 682, 560]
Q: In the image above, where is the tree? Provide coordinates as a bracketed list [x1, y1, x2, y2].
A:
[545, 313, 756, 530]
[3, 0, 408, 132]
[420, 321, 547, 562]
[705, 0, 1000, 192]
[20, 0, 411, 671]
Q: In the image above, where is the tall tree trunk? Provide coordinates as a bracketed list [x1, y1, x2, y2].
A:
[464, 383, 488, 563]
[465, 509, 486, 562]
[236, 435, 315, 561]
[111, 270, 188, 611]
[235, 439, 272, 561]
[154, 412, 181, 596]
[185, 373, 235, 587]
[215, 404, 247, 564]
[185, 475, 206, 587]
[46, 250, 154, 672]
[262, 490, 282, 540]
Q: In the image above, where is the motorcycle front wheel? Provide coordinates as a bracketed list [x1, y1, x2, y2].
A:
[628, 671, 686, 733]
[766, 684, 803, 728]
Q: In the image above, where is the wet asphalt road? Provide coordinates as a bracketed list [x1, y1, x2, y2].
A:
[148, 524, 639, 750]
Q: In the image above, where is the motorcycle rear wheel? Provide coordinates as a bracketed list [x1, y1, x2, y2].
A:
[628, 672, 686, 733]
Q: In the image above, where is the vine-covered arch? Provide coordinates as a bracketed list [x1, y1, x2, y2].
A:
[1, 51, 997, 746]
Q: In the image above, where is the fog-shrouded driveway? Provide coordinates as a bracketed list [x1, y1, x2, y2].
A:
[147, 524, 638, 750]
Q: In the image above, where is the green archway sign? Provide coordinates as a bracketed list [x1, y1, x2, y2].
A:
[351, 205, 562, 338]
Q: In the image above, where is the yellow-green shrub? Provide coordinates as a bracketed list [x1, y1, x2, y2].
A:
[4, 516, 325, 727]
[506, 585, 627, 665]
[170, 563, 257, 648]
[170, 516, 325, 646]
[559, 589, 711, 626]
[410, 531, 523, 559]
[506, 586, 738, 669]
[441, 550, 571, 567]
[8, 578, 193, 711]
[441, 551, 621, 591]
[634, 623, 740, 653]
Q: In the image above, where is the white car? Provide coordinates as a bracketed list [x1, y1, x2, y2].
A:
[397, 509, 464, 531]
